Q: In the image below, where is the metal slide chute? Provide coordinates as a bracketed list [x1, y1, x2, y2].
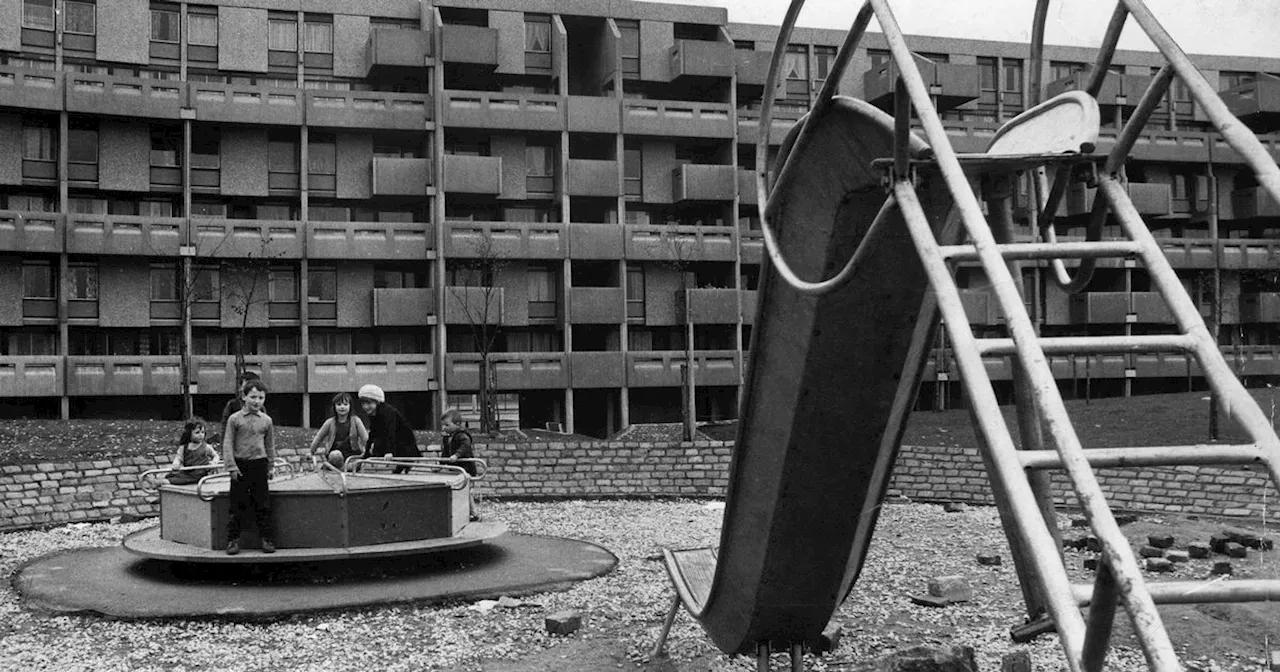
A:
[653, 1, 1280, 671]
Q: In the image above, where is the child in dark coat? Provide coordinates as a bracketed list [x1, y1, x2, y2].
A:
[359, 384, 420, 473]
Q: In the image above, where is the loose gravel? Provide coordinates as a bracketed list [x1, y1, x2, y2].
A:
[0, 501, 1267, 671]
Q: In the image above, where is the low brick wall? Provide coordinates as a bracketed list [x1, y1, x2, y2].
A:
[0, 441, 1272, 531]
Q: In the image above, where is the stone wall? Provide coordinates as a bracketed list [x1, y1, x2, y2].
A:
[0, 441, 1272, 531]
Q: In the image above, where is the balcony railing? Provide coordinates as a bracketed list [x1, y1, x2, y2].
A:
[66, 215, 185, 256]
[669, 40, 733, 80]
[372, 288, 436, 326]
[569, 351, 626, 388]
[624, 224, 737, 262]
[1046, 71, 1154, 109]
[567, 159, 621, 197]
[443, 155, 503, 194]
[65, 356, 182, 396]
[191, 83, 304, 125]
[1221, 73, 1280, 133]
[440, 24, 498, 66]
[623, 100, 733, 138]
[66, 72, 184, 119]
[443, 91, 564, 131]
[372, 157, 432, 196]
[627, 349, 741, 387]
[568, 222, 625, 259]
[308, 354, 434, 393]
[446, 353, 567, 390]
[0, 210, 62, 253]
[0, 356, 62, 397]
[1069, 291, 1174, 324]
[192, 219, 304, 258]
[1232, 186, 1280, 219]
[735, 50, 773, 89]
[672, 164, 736, 202]
[567, 95, 621, 134]
[0, 65, 62, 111]
[864, 55, 980, 114]
[740, 289, 758, 324]
[307, 221, 430, 261]
[445, 221, 566, 259]
[364, 26, 431, 73]
[569, 287, 625, 323]
[305, 91, 431, 130]
[1060, 182, 1172, 217]
[1241, 292, 1280, 323]
[193, 355, 305, 395]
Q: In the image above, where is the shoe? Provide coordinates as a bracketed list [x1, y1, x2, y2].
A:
[226, 540, 240, 556]
[469, 513, 482, 522]
[261, 539, 276, 554]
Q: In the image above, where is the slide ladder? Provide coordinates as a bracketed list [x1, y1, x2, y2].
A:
[654, 1, 1280, 671]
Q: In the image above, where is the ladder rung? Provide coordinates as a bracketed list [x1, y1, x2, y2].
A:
[976, 334, 1196, 356]
[1073, 579, 1280, 606]
[938, 241, 1141, 262]
[1018, 443, 1263, 470]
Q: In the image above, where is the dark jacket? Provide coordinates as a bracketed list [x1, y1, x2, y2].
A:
[364, 403, 419, 459]
[443, 429, 476, 476]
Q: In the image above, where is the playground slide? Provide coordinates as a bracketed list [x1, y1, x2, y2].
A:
[677, 98, 962, 654]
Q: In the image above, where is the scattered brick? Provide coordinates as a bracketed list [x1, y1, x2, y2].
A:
[1139, 545, 1165, 558]
[1268, 650, 1280, 672]
[1187, 542, 1211, 559]
[873, 645, 976, 672]
[1114, 513, 1139, 526]
[1001, 650, 1033, 672]
[1070, 517, 1089, 528]
[1225, 542, 1248, 559]
[1209, 534, 1230, 554]
[1211, 561, 1233, 575]
[942, 502, 967, 513]
[1147, 534, 1175, 549]
[927, 575, 972, 603]
[1086, 536, 1102, 552]
[1062, 536, 1089, 550]
[910, 594, 950, 608]
[1145, 558, 1174, 573]
[544, 611, 582, 635]
[976, 551, 1002, 566]
[1222, 528, 1262, 548]
[1166, 550, 1190, 563]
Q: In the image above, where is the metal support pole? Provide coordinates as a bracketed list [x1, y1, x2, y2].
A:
[790, 642, 804, 672]
[757, 641, 771, 672]
[1082, 561, 1119, 672]
[648, 595, 680, 660]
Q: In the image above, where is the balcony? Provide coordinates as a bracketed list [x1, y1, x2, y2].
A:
[1232, 186, 1280, 219]
[682, 288, 739, 324]
[1070, 291, 1173, 324]
[735, 50, 773, 90]
[569, 287, 625, 323]
[440, 24, 498, 67]
[0, 356, 62, 397]
[570, 351, 626, 388]
[191, 83, 304, 126]
[193, 356, 305, 395]
[372, 288, 436, 326]
[623, 100, 733, 138]
[365, 27, 431, 73]
[65, 72, 184, 119]
[445, 221, 566, 259]
[443, 91, 564, 131]
[372, 157, 432, 196]
[308, 355, 434, 393]
[737, 104, 805, 145]
[446, 353, 568, 390]
[740, 232, 763, 265]
[669, 40, 733, 80]
[864, 55, 980, 114]
[624, 224, 737, 262]
[1046, 71, 1154, 109]
[444, 286, 504, 325]
[1222, 74, 1280, 133]
[1132, 352, 1196, 378]
[307, 221, 431, 261]
[567, 96, 620, 134]
[1061, 182, 1173, 217]
[443, 155, 502, 194]
[66, 356, 182, 396]
[740, 289, 758, 324]
[1241, 293, 1280, 323]
[305, 91, 431, 130]
[568, 223, 625, 260]
[959, 290, 1001, 325]
[567, 159, 621, 197]
[192, 219, 304, 259]
[0, 211, 62, 253]
[673, 164, 736, 202]
[66, 215, 185, 256]
[737, 169, 761, 206]
[627, 350, 741, 387]
[0, 66, 62, 111]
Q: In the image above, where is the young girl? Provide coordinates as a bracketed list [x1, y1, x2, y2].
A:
[311, 391, 369, 470]
[166, 419, 220, 485]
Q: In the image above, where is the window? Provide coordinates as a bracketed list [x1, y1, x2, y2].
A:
[22, 261, 55, 299]
[190, 132, 219, 169]
[255, 331, 298, 355]
[68, 128, 98, 164]
[626, 264, 645, 321]
[150, 126, 181, 167]
[867, 49, 890, 71]
[191, 331, 227, 355]
[64, 1, 96, 34]
[187, 10, 218, 46]
[375, 268, 427, 289]
[68, 263, 98, 300]
[814, 46, 837, 82]
[151, 5, 180, 43]
[22, 0, 53, 30]
[5, 193, 55, 211]
[624, 144, 642, 196]
[269, 135, 299, 172]
[7, 329, 57, 356]
[269, 16, 297, 51]
[150, 264, 179, 301]
[269, 267, 298, 302]
[190, 200, 225, 217]
[734, 40, 754, 50]
[309, 330, 351, 355]
[140, 199, 175, 217]
[304, 16, 333, 53]
[527, 265, 558, 319]
[191, 266, 218, 302]
[1050, 61, 1085, 83]
[307, 133, 336, 191]
[308, 268, 336, 302]
[525, 15, 550, 52]
[617, 19, 639, 76]
[68, 197, 106, 214]
[23, 122, 54, 161]
[782, 45, 808, 99]
[1220, 70, 1256, 91]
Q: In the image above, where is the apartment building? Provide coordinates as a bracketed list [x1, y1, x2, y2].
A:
[0, 0, 1278, 436]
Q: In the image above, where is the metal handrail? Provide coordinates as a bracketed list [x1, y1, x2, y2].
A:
[139, 463, 223, 492]
[195, 457, 297, 501]
[348, 457, 473, 490]
[315, 457, 349, 496]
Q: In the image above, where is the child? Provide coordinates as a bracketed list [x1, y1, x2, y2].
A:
[359, 384, 419, 474]
[165, 419, 220, 485]
[222, 379, 276, 555]
[440, 408, 480, 521]
[310, 392, 368, 470]
[217, 370, 261, 443]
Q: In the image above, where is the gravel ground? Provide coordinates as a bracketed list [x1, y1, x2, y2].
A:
[0, 501, 1268, 672]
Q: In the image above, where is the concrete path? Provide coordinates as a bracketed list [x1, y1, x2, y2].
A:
[14, 533, 617, 619]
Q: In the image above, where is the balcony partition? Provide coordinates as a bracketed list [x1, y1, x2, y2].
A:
[308, 354, 434, 393]
[568, 96, 621, 134]
[0, 356, 62, 397]
[567, 159, 621, 197]
[65, 356, 182, 396]
[443, 91, 564, 131]
[569, 351, 626, 388]
[305, 91, 431, 130]
[623, 100, 733, 138]
[569, 287, 625, 323]
[191, 83, 304, 126]
[193, 219, 304, 258]
[372, 288, 436, 326]
[445, 221, 566, 259]
[372, 157, 432, 196]
[624, 224, 736, 262]
[307, 221, 430, 261]
[440, 24, 498, 66]
[364, 27, 431, 73]
[193, 355, 305, 395]
[443, 155, 502, 194]
[446, 353, 568, 390]
[66, 215, 185, 256]
[66, 72, 184, 119]
[682, 288, 738, 324]
[0, 211, 62, 253]
[0, 65, 62, 111]
[672, 164, 736, 201]
[669, 40, 733, 80]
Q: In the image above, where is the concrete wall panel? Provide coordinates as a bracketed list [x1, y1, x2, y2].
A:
[99, 121, 150, 193]
[336, 262, 373, 327]
[0, 256, 21, 325]
[639, 20, 672, 82]
[491, 10, 525, 76]
[333, 14, 371, 78]
[493, 135, 526, 201]
[97, 260, 149, 327]
[221, 128, 270, 197]
[0, 0, 22, 53]
[641, 140, 675, 205]
[96, 0, 150, 64]
[219, 8, 269, 73]
[0, 114, 23, 186]
[336, 132, 373, 200]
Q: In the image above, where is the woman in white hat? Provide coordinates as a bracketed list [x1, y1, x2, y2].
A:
[358, 384, 420, 474]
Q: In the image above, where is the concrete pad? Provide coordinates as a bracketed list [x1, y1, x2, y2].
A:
[14, 533, 617, 619]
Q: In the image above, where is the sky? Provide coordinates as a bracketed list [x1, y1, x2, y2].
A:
[646, 0, 1280, 60]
